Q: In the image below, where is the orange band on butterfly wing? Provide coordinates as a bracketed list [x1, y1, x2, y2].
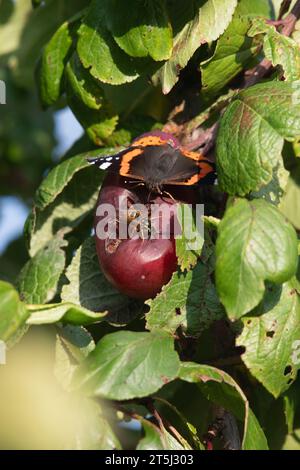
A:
[132, 136, 168, 147]
[181, 149, 205, 161]
[198, 161, 215, 176]
[166, 160, 215, 186]
[119, 148, 143, 176]
[166, 174, 202, 186]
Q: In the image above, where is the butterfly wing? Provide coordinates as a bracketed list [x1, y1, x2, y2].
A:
[165, 154, 215, 186]
[135, 147, 215, 186]
[87, 147, 144, 181]
[87, 145, 215, 186]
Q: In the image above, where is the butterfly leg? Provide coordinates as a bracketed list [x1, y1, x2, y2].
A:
[162, 190, 176, 203]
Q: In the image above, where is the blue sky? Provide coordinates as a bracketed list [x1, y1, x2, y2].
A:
[0, 108, 83, 254]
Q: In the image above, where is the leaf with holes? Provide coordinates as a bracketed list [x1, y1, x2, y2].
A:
[216, 81, 300, 195]
[250, 160, 289, 206]
[236, 279, 300, 397]
[249, 18, 300, 81]
[146, 261, 224, 336]
[216, 198, 298, 319]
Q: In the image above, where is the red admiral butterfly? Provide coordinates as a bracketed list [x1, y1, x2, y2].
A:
[87, 132, 215, 194]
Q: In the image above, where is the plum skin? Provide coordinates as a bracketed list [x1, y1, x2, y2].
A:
[94, 173, 179, 299]
[97, 235, 177, 300]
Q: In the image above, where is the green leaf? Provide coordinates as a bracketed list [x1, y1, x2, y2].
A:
[35, 150, 112, 210]
[67, 90, 118, 145]
[146, 261, 224, 337]
[25, 150, 108, 256]
[105, 0, 172, 61]
[249, 18, 300, 81]
[65, 52, 104, 110]
[75, 399, 121, 450]
[216, 81, 300, 196]
[54, 332, 78, 390]
[105, 114, 161, 148]
[27, 302, 106, 326]
[283, 384, 300, 434]
[61, 237, 143, 323]
[201, 16, 255, 96]
[280, 176, 300, 230]
[154, 0, 238, 94]
[77, 0, 142, 85]
[0, 281, 29, 342]
[283, 429, 300, 450]
[100, 77, 153, 115]
[235, 0, 273, 17]
[137, 418, 191, 450]
[153, 396, 203, 449]
[200, 0, 270, 96]
[202, 215, 220, 228]
[250, 160, 289, 206]
[236, 280, 300, 397]
[54, 325, 95, 390]
[137, 420, 165, 450]
[216, 198, 298, 319]
[73, 330, 180, 400]
[17, 234, 67, 304]
[68, 398, 121, 449]
[175, 204, 205, 272]
[57, 324, 96, 361]
[179, 362, 268, 450]
[38, 17, 76, 107]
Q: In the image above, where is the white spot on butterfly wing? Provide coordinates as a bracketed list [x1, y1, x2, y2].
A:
[99, 161, 112, 170]
[88, 152, 122, 170]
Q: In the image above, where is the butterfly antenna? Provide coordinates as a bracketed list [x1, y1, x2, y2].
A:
[162, 190, 176, 203]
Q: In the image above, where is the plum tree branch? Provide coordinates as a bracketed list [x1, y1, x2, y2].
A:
[245, 0, 300, 87]
[186, 0, 300, 151]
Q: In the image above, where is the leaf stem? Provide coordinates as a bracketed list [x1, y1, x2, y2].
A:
[186, 0, 300, 150]
[244, 0, 300, 88]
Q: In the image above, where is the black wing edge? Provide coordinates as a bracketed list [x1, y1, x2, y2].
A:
[86, 146, 144, 165]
